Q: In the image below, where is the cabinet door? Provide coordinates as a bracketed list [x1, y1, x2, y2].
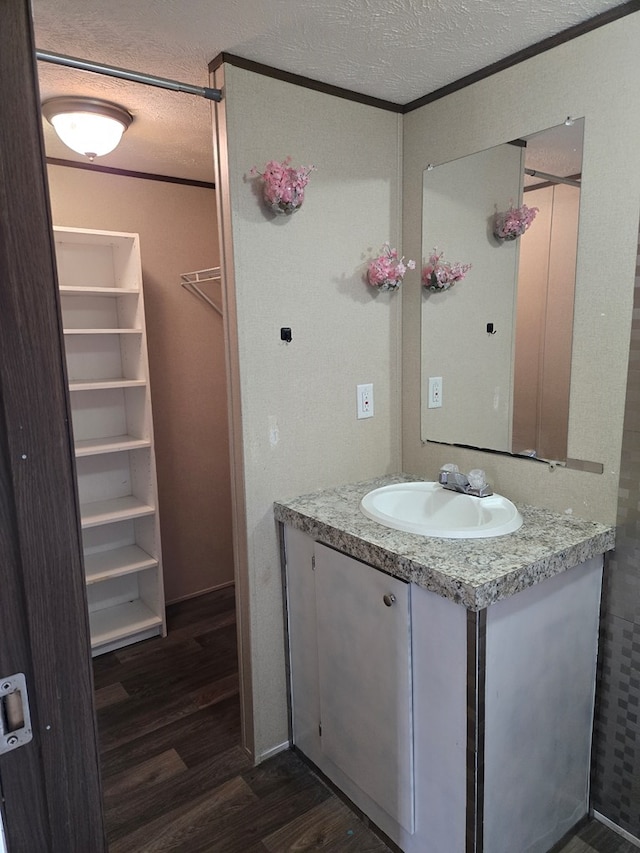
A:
[315, 543, 414, 832]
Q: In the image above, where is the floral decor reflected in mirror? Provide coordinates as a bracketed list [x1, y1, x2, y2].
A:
[420, 118, 584, 464]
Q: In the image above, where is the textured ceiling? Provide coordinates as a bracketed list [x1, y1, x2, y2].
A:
[32, 0, 630, 181]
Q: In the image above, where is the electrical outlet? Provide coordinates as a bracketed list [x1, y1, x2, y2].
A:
[357, 383, 374, 419]
[428, 376, 443, 409]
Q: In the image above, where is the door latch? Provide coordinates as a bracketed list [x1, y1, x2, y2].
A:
[0, 673, 32, 755]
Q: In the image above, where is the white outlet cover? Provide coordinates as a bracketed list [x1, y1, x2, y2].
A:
[428, 376, 442, 409]
[357, 383, 374, 419]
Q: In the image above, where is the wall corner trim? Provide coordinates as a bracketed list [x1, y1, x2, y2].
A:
[207, 52, 402, 113]
[402, 0, 640, 112]
[209, 2, 640, 117]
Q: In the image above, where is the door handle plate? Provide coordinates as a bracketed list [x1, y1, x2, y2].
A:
[0, 673, 32, 755]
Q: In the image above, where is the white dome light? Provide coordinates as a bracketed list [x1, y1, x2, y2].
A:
[42, 97, 132, 161]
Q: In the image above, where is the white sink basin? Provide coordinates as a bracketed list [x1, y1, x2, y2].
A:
[360, 481, 523, 539]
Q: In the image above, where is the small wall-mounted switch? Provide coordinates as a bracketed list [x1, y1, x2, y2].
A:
[357, 383, 374, 419]
[428, 376, 443, 409]
[280, 327, 292, 343]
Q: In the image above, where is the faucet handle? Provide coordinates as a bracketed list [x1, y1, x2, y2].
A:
[439, 463, 458, 486]
[467, 469, 487, 490]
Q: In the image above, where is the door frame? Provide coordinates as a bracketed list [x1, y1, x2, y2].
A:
[0, 1, 105, 849]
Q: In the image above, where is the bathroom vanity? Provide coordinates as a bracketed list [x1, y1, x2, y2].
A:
[274, 474, 615, 853]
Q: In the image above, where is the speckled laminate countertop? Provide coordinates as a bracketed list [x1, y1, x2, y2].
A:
[273, 473, 615, 610]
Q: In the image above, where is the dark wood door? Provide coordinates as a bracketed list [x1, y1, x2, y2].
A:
[0, 1, 105, 849]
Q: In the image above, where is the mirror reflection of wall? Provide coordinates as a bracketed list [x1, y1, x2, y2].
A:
[421, 118, 584, 464]
[512, 122, 582, 460]
[421, 143, 522, 453]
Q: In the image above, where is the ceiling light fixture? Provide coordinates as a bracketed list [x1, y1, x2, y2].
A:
[42, 96, 133, 161]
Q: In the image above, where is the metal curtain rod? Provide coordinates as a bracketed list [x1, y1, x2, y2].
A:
[524, 168, 580, 188]
[35, 50, 222, 102]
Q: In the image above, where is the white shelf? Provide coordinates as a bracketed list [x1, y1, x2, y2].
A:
[89, 599, 163, 650]
[63, 328, 142, 335]
[60, 286, 139, 296]
[84, 545, 158, 584]
[75, 435, 151, 457]
[80, 495, 155, 528]
[69, 378, 147, 391]
[56, 225, 165, 654]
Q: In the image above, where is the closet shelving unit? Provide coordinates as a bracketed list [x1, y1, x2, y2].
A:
[54, 225, 166, 656]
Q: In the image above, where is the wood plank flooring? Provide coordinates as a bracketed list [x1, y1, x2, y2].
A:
[557, 821, 640, 853]
[94, 587, 637, 852]
[95, 587, 390, 851]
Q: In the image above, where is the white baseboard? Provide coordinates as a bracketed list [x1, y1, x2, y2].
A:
[256, 740, 290, 764]
[593, 810, 640, 848]
[165, 580, 235, 605]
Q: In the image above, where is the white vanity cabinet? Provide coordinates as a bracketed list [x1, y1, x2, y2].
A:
[285, 529, 414, 833]
[316, 542, 414, 833]
[283, 523, 604, 853]
[55, 226, 166, 655]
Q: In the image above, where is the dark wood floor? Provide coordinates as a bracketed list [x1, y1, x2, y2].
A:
[94, 587, 389, 851]
[556, 820, 639, 853]
[94, 587, 636, 852]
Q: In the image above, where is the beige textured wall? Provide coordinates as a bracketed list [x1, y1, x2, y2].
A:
[403, 13, 640, 525]
[215, 64, 402, 759]
[47, 165, 234, 602]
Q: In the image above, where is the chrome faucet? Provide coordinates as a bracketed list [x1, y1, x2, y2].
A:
[438, 465, 493, 498]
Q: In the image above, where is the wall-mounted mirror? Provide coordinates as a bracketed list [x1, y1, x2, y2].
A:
[420, 118, 584, 464]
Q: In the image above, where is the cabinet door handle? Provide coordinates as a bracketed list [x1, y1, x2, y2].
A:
[383, 593, 396, 607]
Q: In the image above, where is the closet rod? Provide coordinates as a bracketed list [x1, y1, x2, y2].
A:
[35, 50, 222, 102]
[524, 168, 580, 188]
